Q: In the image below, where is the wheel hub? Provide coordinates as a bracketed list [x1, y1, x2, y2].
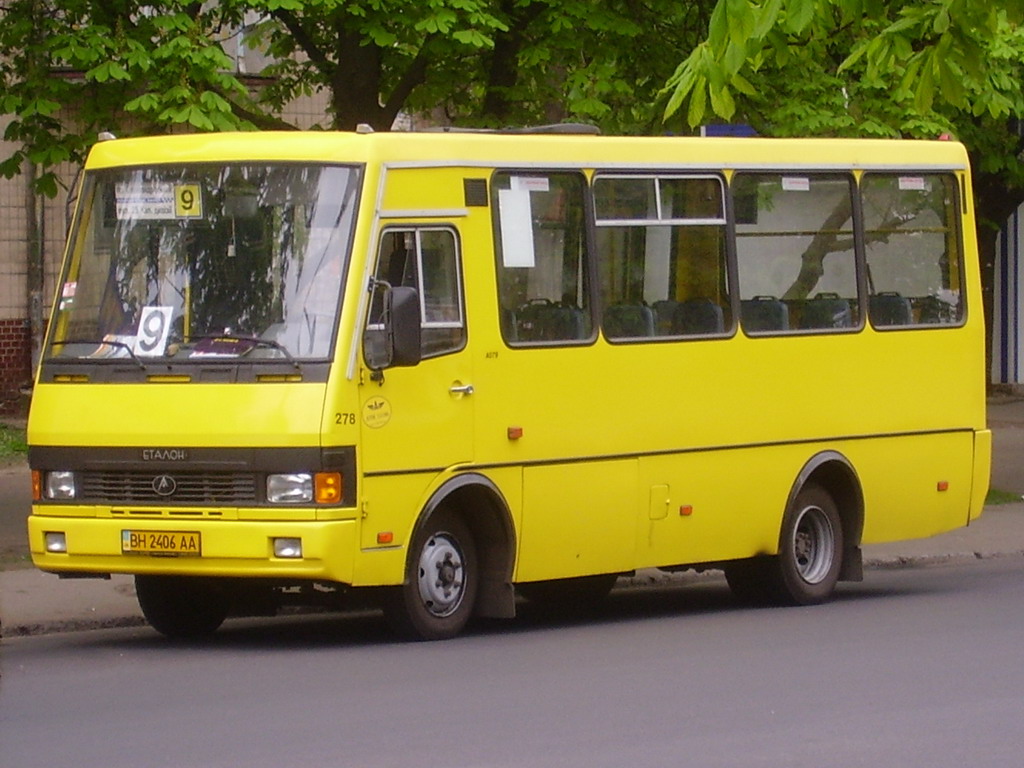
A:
[792, 505, 835, 585]
[417, 533, 465, 617]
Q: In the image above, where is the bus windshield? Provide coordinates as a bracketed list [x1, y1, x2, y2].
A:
[47, 163, 361, 364]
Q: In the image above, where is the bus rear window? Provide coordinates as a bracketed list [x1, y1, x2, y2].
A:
[861, 173, 963, 327]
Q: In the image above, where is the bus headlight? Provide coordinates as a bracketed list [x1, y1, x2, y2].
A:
[267, 473, 313, 503]
[45, 471, 77, 500]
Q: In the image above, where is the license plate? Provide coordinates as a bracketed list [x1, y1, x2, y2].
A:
[121, 530, 201, 556]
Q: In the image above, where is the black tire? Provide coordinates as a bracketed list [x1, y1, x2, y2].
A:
[724, 484, 843, 607]
[384, 511, 478, 641]
[516, 573, 618, 610]
[723, 557, 776, 605]
[134, 575, 230, 639]
[773, 483, 844, 605]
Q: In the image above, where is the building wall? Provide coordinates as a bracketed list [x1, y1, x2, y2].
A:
[0, 92, 331, 413]
[993, 208, 1023, 383]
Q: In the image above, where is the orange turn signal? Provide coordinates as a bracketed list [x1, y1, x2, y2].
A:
[314, 472, 342, 504]
[31, 470, 42, 502]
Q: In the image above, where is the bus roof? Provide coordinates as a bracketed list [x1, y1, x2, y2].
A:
[84, 130, 970, 172]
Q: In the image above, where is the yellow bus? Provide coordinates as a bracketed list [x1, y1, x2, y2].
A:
[27, 128, 990, 640]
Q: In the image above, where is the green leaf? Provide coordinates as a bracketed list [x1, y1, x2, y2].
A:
[730, 73, 758, 98]
[753, 0, 783, 39]
[124, 93, 160, 113]
[726, 0, 755, 48]
[709, 82, 736, 120]
[687, 76, 708, 128]
[708, 1, 729, 50]
[785, 0, 815, 34]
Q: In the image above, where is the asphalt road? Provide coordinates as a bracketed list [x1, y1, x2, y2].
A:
[2, 558, 1023, 768]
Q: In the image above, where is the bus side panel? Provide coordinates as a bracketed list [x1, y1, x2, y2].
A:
[632, 431, 976, 571]
[514, 460, 637, 582]
[969, 428, 992, 522]
[353, 466, 525, 587]
[854, 431, 975, 544]
[635, 448, 794, 569]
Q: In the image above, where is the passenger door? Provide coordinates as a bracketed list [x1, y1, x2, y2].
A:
[359, 225, 473, 476]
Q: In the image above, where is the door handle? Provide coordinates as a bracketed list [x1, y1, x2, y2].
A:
[449, 384, 475, 396]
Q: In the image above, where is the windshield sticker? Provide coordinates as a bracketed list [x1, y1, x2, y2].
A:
[115, 183, 203, 220]
[898, 176, 927, 192]
[781, 177, 811, 192]
[59, 281, 77, 311]
[189, 337, 257, 358]
[511, 177, 550, 193]
[133, 306, 173, 357]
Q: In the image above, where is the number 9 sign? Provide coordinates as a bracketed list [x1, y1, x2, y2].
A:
[134, 306, 173, 357]
[175, 184, 203, 218]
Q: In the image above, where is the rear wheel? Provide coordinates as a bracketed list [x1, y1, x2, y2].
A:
[725, 484, 843, 606]
[135, 575, 230, 639]
[516, 573, 618, 610]
[775, 484, 843, 604]
[384, 511, 478, 641]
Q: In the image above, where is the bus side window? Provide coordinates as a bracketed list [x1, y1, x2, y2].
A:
[733, 173, 859, 335]
[861, 173, 964, 328]
[493, 172, 593, 345]
[367, 227, 466, 361]
[593, 174, 731, 342]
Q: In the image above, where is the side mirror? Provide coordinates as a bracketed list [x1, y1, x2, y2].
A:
[387, 286, 422, 367]
[364, 284, 422, 371]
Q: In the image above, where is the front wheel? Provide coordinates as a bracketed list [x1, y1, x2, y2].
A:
[384, 511, 478, 641]
[135, 575, 230, 639]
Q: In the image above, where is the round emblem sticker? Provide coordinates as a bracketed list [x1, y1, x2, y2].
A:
[362, 397, 392, 429]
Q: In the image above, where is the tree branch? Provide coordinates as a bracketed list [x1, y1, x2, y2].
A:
[272, 8, 334, 77]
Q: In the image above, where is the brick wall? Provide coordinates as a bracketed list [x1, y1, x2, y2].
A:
[0, 317, 31, 414]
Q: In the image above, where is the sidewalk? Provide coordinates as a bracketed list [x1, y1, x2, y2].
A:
[3, 396, 1024, 637]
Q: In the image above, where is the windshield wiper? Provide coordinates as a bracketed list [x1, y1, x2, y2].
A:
[187, 334, 301, 370]
[49, 339, 147, 370]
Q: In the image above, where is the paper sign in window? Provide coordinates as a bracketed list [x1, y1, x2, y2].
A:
[498, 189, 536, 268]
[134, 306, 173, 357]
[781, 177, 811, 192]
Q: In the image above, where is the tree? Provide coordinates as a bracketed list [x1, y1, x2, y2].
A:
[0, 0, 260, 196]
[663, 1, 1024, 376]
[2, 0, 714, 196]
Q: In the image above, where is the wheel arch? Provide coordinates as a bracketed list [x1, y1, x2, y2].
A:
[410, 473, 517, 619]
[785, 451, 865, 582]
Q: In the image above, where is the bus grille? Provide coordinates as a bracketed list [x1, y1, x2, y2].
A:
[80, 471, 258, 505]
